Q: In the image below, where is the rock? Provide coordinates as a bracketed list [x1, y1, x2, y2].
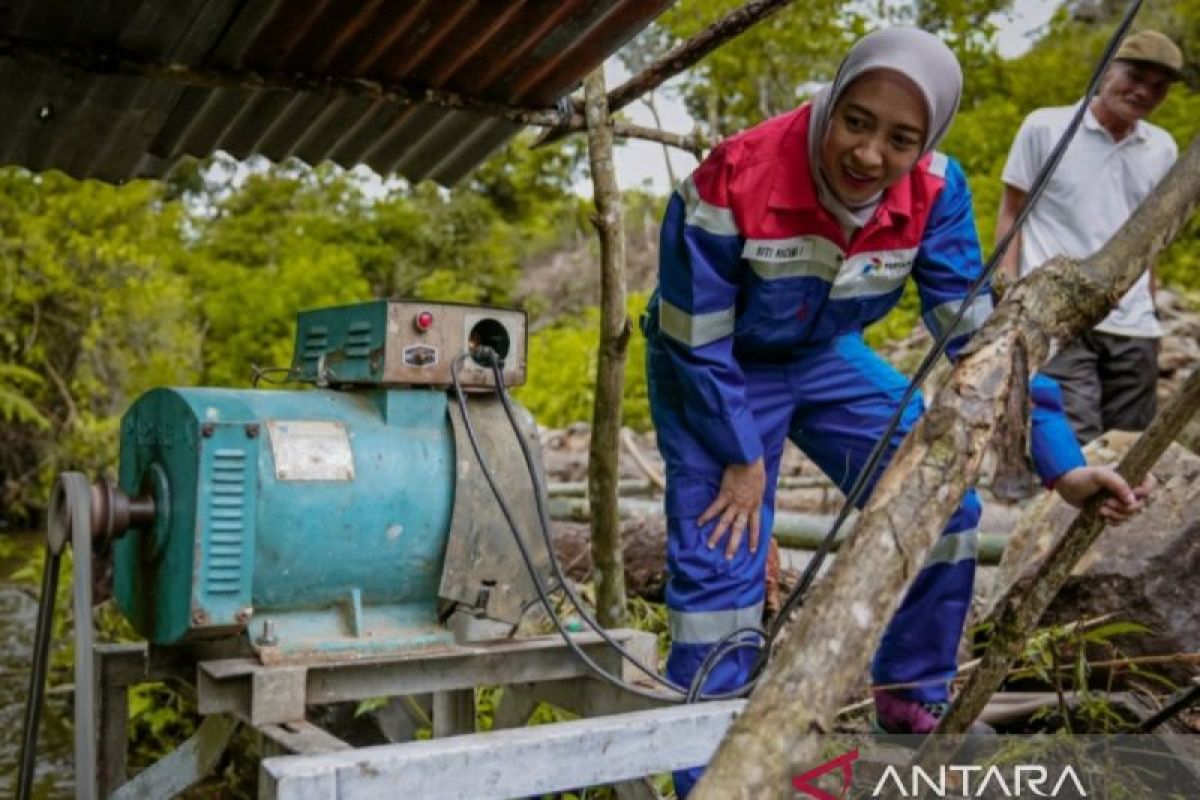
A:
[984, 431, 1200, 684]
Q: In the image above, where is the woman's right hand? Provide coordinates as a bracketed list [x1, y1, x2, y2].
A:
[698, 458, 766, 559]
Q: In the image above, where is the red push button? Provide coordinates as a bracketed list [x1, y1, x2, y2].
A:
[414, 311, 434, 332]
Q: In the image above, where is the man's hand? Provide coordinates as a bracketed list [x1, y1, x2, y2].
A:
[1053, 465, 1156, 523]
[699, 458, 766, 559]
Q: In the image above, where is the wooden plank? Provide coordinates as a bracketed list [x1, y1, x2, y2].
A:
[259, 720, 351, 756]
[96, 679, 129, 796]
[251, 666, 307, 725]
[431, 689, 474, 737]
[261, 700, 743, 800]
[198, 630, 659, 720]
[110, 714, 238, 800]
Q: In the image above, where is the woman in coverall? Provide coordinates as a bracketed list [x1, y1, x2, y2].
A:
[644, 27, 1151, 796]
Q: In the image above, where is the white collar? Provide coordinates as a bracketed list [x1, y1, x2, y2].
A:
[1082, 100, 1147, 143]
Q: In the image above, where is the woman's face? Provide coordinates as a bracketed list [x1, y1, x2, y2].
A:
[819, 70, 929, 206]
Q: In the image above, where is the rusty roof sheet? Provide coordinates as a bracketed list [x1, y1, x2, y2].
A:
[0, 0, 671, 185]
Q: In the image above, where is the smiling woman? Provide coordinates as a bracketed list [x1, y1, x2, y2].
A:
[820, 72, 928, 206]
[639, 25, 1150, 798]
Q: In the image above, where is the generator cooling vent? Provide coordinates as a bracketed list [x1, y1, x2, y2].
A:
[302, 326, 330, 362]
[205, 448, 246, 596]
[344, 319, 374, 359]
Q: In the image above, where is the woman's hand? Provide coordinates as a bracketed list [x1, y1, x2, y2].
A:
[699, 458, 766, 559]
[1052, 465, 1156, 523]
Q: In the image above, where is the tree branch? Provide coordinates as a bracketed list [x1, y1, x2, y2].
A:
[534, 0, 798, 145]
[691, 134, 1200, 798]
[914, 365, 1199, 769]
[611, 122, 709, 160]
[604, 0, 797, 116]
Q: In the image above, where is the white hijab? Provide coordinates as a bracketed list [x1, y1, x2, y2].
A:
[806, 27, 963, 233]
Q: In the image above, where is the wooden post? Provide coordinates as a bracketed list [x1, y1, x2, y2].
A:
[583, 67, 630, 628]
[691, 135, 1200, 799]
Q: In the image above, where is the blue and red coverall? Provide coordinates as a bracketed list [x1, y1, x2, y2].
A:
[645, 105, 1083, 793]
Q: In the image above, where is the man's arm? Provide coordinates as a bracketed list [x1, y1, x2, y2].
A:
[994, 184, 1027, 283]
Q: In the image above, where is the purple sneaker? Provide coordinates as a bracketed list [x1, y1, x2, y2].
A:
[872, 690, 996, 735]
[873, 690, 945, 734]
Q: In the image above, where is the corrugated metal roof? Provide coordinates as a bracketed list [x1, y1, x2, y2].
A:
[0, 0, 672, 185]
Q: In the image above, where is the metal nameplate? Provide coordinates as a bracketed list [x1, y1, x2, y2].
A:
[266, 420, 355, 481]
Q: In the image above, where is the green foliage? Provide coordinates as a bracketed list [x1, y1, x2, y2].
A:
[977, 616, 1171, 734]
[0, 364, 48, 427]
[0, 170, 199, 518]
[657, 0, 857, 137]
[516, 292, 652, 432]
[126, 682, 199, 771]
[0, 133, 586, 519]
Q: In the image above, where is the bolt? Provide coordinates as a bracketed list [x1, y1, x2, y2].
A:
[255, 619, 277, 647]
[200, 422, 216, 438]
[244, 423, 260, 438]
[235, 606, 253, 624]
[191, 609, 209, 626]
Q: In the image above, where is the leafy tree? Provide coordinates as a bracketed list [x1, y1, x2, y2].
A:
[656, 0, 856, 138]
[0, 170, 197, 519]
[517, 292, 652, 432]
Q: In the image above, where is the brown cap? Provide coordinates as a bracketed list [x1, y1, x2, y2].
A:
[1116, 30, 1184, 79]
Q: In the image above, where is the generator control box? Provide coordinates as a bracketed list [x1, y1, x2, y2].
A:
[291, 300, 527, 389]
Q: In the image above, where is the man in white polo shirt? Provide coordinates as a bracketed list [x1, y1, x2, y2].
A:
[996, 30, 1182, 444]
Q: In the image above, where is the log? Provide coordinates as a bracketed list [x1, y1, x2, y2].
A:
[583, 68, 630, 628]
[546, 475, 834, 497]
[548, 496, 1007, 564]
[918, 367, 1200, 766]
[692, 134, 1200, 799]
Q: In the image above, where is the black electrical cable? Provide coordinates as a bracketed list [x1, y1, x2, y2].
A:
[1136, 682, 1200, 733]
[450, 351, 686, 702]
[701, 0, 1148, 695]
[481, 354, 760, 702]
[475, 353, 685, 692]
[684, 627, 764, 703]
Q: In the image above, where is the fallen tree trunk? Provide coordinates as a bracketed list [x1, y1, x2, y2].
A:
[546, 475, 833, 497]
[548, 496, 1009, 565]
[692, 135, 1200, 798]
[920, 367, 1199, 759]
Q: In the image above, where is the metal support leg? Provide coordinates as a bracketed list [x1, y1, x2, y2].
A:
[432, 689, 475, 737]
[94, 644, 149, 797]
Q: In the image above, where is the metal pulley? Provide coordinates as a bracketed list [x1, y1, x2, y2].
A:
[17, 473, 155, 800]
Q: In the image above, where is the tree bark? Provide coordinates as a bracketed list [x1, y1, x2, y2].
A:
[537, 0, 796, 144]
[583, 68, 630, 628]
[612, 121, 709, 160]
[691, 136, 1200, 799]
[913, 366, 1200, 771]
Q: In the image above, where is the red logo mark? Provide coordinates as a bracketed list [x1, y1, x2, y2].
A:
[792, 748, 859, 800]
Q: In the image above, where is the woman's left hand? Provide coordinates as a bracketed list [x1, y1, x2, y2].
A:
[1052, 465, 1156, 523]
[698, 459, 766, 559]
